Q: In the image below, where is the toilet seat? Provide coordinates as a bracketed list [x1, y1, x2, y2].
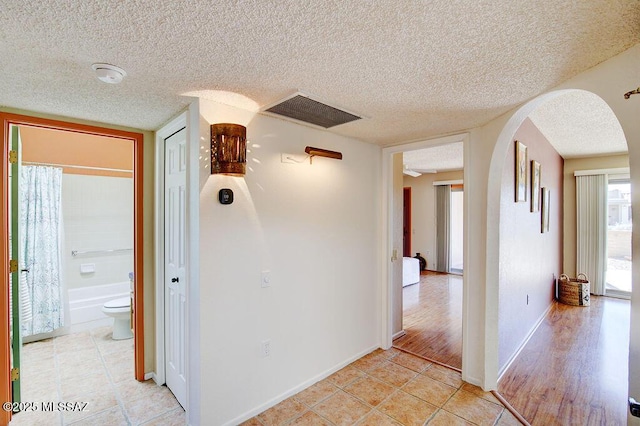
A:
[104, 297, 130, 309]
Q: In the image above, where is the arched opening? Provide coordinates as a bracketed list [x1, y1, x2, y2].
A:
[486, 89, 631, 424]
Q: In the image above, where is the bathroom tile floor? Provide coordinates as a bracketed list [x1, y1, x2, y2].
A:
[244, 348, 522, 426]
[8, 326, 184, 426]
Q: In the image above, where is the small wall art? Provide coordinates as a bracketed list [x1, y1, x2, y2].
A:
[541, 187, 550, 233]
[531, 160, 541, 212]
[515, 141, 528, 202]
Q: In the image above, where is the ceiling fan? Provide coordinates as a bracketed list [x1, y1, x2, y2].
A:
[403, 165, 437, 177]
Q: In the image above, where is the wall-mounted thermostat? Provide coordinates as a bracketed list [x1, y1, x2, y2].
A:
[218, 188, 234, 205]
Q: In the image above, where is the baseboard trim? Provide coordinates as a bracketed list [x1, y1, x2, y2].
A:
[498, 301, 554, 381]
[144, 372, 156, 382]
[224, 344, 379, 426]
[392, 330, 406, 340]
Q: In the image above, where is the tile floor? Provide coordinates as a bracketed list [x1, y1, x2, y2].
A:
[8, 326, 184, 426]
[244, 348, 522, 426]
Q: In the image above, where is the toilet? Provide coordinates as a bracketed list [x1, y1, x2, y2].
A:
[102, 297, 133, 340]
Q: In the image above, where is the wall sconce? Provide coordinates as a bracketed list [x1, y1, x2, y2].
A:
[304, 146, 342, 164]
[211, 123, 247, 175]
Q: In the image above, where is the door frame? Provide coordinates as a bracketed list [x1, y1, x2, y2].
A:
[0, 112, 145, 424]
[154, 111, 187, 387]
[381, 133, 470, 365]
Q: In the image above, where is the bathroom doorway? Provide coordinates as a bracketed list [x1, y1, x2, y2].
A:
[0, 112, 145, 424]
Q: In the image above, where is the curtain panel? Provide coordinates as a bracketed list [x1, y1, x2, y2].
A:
[20, 166, 64, 336]
[576, 174, 607, 295]
[435, 184, 451, 273]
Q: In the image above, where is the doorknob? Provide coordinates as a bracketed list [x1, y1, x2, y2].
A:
[171, 277, 179, 283]
[630, 397, 640, 417]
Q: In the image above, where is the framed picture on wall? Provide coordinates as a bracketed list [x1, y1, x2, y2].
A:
[541, 187, 550, 233]
[531, 160, 541, 212]
[515, 141, 528, 202]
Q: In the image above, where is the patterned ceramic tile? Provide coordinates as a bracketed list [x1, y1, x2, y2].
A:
[295, 379, 339, 407]
[495, 408, 523, 426]
[140, 407, 187, 425]
[391, 352, 432, 373]
[350, 352, 388, 372]
[289, 410, 332, 425]
[239, 417, 263, 426]
[422, 364, 463, 389]
[443, 390, 503, 426]
[66, 406, 128, 426]
[367, 361, 417, 388]
[257, 398, 306, 426]
[343, 376, 395, 407]
[313, 391, 371, 425]
[426, 409, 475, 425]
[377, 390, 438, 426]
[402, 374, 457, 407]
[327, 366, 366, 388]
[355, 410, 403, 426]
[460, 383, 501, 404]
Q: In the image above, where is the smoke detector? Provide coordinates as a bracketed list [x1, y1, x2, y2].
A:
[91, 63, 127, 84]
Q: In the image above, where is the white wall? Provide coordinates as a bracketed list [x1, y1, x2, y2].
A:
[197, 99, 382, 425]
[61, 174, 134, 289]
[403, 170, 463, 270]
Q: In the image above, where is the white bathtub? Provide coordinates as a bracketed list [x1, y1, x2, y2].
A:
[68, 281, 131, 332]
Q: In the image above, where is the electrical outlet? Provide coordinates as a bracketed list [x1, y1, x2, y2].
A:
[260, 340, 271, 357]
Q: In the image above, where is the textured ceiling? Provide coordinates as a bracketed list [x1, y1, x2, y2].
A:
[0, 1, 638, 147]
[403, 143, 464, 173]
[528, 91, 628, 158]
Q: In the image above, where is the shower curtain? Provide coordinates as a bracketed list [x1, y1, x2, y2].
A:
[20, 166, 64, 337]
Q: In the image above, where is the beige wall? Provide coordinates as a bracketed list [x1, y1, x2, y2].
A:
[563, 154, 629, 277]
[498, 118, 563, 372]
[1, 107, 156, 374]
[403, 170, 464, 270]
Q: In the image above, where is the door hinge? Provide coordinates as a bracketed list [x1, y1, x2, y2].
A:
[9, 260, 18, 274]
[10, 367, 19, 382]
[9, 150, 17, 164]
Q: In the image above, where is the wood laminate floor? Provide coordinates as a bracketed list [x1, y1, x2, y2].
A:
[498, 296, 630, 426]
[393, 271, 463, 370]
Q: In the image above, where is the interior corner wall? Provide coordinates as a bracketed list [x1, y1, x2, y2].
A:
[392, 153, 403, 336]
[197, 99, 381, 425]
[563, 154, 629, 277]
[498, 118, 563, 371]
[403, 170, 464, 270]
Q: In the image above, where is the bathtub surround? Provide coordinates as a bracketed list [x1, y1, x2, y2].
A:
[60, 173, 134, 333]
[62, 174, 134, 291]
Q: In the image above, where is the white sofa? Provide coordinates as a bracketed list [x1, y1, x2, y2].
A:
[402, 257, 420, 287]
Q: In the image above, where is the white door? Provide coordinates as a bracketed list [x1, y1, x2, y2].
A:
[164, 128, 187, 408]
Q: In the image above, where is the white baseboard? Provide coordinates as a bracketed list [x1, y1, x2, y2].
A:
[498, 302, 554, 381]
[225, 344, 379, 426]
[392, 330, 406, 340]
[144, 372, 157, 382]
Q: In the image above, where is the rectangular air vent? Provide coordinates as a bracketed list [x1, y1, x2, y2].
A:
[262, 93, 361, 128]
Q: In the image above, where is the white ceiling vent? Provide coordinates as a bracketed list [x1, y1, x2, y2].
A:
[262, 92, 362, 129]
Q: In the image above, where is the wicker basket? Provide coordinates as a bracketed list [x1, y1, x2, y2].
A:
[558, 273, 590, 306]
